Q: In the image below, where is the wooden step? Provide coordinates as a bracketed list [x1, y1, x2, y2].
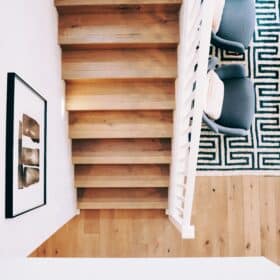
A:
[62, 49, 177, 80]
[56, 0, 181, 14]
[69, 110, 173, 139]
[72, 139, 171, 164]
[78, 188, 168, 209]
[75, 164, 169, 188]
[66, 80, 175, 111]
[59, 11, 179, 49]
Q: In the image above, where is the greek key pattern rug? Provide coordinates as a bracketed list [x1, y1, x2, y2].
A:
[197, 0, 280, 174]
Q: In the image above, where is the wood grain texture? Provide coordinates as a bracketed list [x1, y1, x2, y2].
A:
[66, 80, 175, 111]
[69, 110, 173, 139]
[59, 11, 179, 47]
[72, 139, 171, 164]
[259, 176, 279, 262]
[75, 164, 169, 188]
[59, 1, 178, 222]
[243, 176, 261, 256]
[78, 188, 168, 209]
[31, 176, 280, 265]
[226, 176, 245, 256]
[62, 49, 177, 80]
[56, 0, 182, 6]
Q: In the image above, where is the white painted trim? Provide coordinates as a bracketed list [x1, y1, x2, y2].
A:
[197, 170, 280, 176]
[182, 225, 195, 239]
[1, 257, 280, 280]
[168, 0, 214, 239]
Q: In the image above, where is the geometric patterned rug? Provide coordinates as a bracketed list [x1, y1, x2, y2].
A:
[197, 0, 280, 174]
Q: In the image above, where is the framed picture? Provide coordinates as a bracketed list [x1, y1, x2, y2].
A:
[6, 73, 47, 218]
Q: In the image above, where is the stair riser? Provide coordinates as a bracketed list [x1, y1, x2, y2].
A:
[78, 188, 168, 209]
[72, 139, 171, 164]
[66, 80, 175, 111]
[75, 164, 170, 188]
[78, 203, 167, 209]
[62, 49, 177, 80]
[69, 111, 173, 139]
[59, 11, 179, 48]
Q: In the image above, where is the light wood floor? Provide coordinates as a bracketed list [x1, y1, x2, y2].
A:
[31, 176, 280, 265]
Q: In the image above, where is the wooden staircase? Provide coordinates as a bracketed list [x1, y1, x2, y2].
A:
[56, 0, 180, 210]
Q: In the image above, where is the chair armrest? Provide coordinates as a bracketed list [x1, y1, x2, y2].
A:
[215, 124, 249, 137]
[203, 113, 249, 137]
[211, 32, 245, 54]
[202, 113, 219, 133]
[215, 64, 247, 80]
[208, 57, 219, 73]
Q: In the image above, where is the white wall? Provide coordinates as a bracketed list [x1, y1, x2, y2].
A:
[0, 0, 77, 256]
[1, 258, 280, 280]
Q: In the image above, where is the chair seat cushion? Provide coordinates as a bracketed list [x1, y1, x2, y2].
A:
[216, 78, 255, 130]
[204, 70, 224, 120]
[217, 0, 255, 48]
[212, 0, 225, 33]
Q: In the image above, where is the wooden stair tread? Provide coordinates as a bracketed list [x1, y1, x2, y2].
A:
[69, 110, 173, 139]
[72, 139, 171, 164]
[62, 49, 177, 80]
[75, 164, 169, 188]
[59, 11, 179, 48]
[66, 80, 175, 110]
[78, 188, 168, 209]
[57, 0, 180, 210]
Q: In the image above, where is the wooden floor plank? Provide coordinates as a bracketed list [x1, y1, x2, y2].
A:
[242, 176, 261, 257]
[226, 176, 245, 256]
[211, 176, 229, 257]
[275, 181, 280, 265]
[31, 176, 280, 265]
[259, 177, 278, 263]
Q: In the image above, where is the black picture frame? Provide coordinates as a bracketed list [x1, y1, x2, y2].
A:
[6, 73, 47, 218]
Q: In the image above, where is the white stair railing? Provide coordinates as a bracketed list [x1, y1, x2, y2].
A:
[168, 0, 214, 238]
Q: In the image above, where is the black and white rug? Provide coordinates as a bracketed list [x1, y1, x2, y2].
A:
[198, 0, 280, 174]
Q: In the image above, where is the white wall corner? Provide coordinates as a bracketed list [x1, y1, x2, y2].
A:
[0, 0, 76, 256]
